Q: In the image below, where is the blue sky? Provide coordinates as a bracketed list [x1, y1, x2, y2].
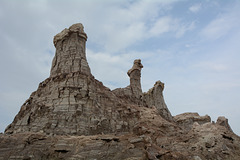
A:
[0, 0, 240, 135]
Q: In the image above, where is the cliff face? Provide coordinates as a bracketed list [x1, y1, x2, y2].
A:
[1, 23, 240, 160]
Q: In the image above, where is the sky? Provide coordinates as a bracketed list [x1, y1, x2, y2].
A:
[0, 0, 240, 135]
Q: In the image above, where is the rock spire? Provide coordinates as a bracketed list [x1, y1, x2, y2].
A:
[112, 59, 144, 102]
[127, 59, 143, 99]
[50, 23, 91, 77]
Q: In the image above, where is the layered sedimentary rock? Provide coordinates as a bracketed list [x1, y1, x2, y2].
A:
[5, 24, 140, 135]
[1, 118, 240, 160]
[51, 23, 91, 77]
[127, 59, 143, 99]
[5, 23, 172, 136]
[174, 112, 211, 131]
[1, 23, 240, 160]
[143, 81, 173, 121]
[113, 60, 173, 121]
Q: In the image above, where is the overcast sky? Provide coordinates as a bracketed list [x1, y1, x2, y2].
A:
[0, 0, 240, 135]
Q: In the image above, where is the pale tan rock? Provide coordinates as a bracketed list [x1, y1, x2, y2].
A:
[113, 61, 173, 122]
[127, 59, 143, 99]
[0, 133, 147, 160]
[113, 59, 143, 102]
[53, 23, 87, 46]
[143, 80, 173, 121]
[6, 23, 147, 135]
[51, 23, 90, 77]
[216, 116, 233, 132]
[174, 112, 211, 131]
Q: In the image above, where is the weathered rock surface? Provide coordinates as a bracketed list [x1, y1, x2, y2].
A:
[51, 23, 91, 77]
[1, 121, 240, 160]
[127, 59, 143, 99]
[216, 116, 233, 132]
[143, 81, 173, 121]
[174, 112, 211, 131]
[5, 23, 145, 136]
[113, 61, 173, 122]
[1, 23, 240, 160]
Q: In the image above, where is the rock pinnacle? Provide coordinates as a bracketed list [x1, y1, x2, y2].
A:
[50, 23, 91, 77]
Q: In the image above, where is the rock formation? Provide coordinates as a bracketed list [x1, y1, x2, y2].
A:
[5, 23, 145, 136]
[1, 23, 240, 160]
[143, 81, 173, 121]
[113, 60, 173, 122]
[216, 116, 233, 132]
[113, 59, 144, 103]
[127, 59, 143, 99]
[51, 23, 91, 77]
[174, 112, 211, 131]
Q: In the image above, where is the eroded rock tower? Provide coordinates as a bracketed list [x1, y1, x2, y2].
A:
[51, 23, 91, 77]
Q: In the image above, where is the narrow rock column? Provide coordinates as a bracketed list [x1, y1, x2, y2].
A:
[127, 59, 143, 99]
[50, 23, 91, 77]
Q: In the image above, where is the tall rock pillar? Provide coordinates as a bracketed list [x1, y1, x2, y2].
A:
[127, 59, 143, 99]
[50, 23, 91, 77]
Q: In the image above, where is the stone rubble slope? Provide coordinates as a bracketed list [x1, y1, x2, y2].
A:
[1, 23, 240, 160]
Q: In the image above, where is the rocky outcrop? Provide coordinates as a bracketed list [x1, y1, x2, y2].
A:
[143, 81, 173, 121]
[1, 23, 240, 160]
[1, 120, 240, 160]
[113, 60, 173, 121]
[216, 116, 233, 132]
[174, 112, 211, 131]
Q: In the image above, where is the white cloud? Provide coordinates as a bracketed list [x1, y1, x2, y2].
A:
[189, 3, 202, 13]
[83, 0, 178, 52]
[87, 49, 130, 88]
[101, 22, 147, 52]
[149, 17, 195, 38]
[175, 21, 195, 38]
[149, 17, 173, 36]
[194, 61, 228, 72]
[201, 5, 240, 40]
[201, 18, 233, 40]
